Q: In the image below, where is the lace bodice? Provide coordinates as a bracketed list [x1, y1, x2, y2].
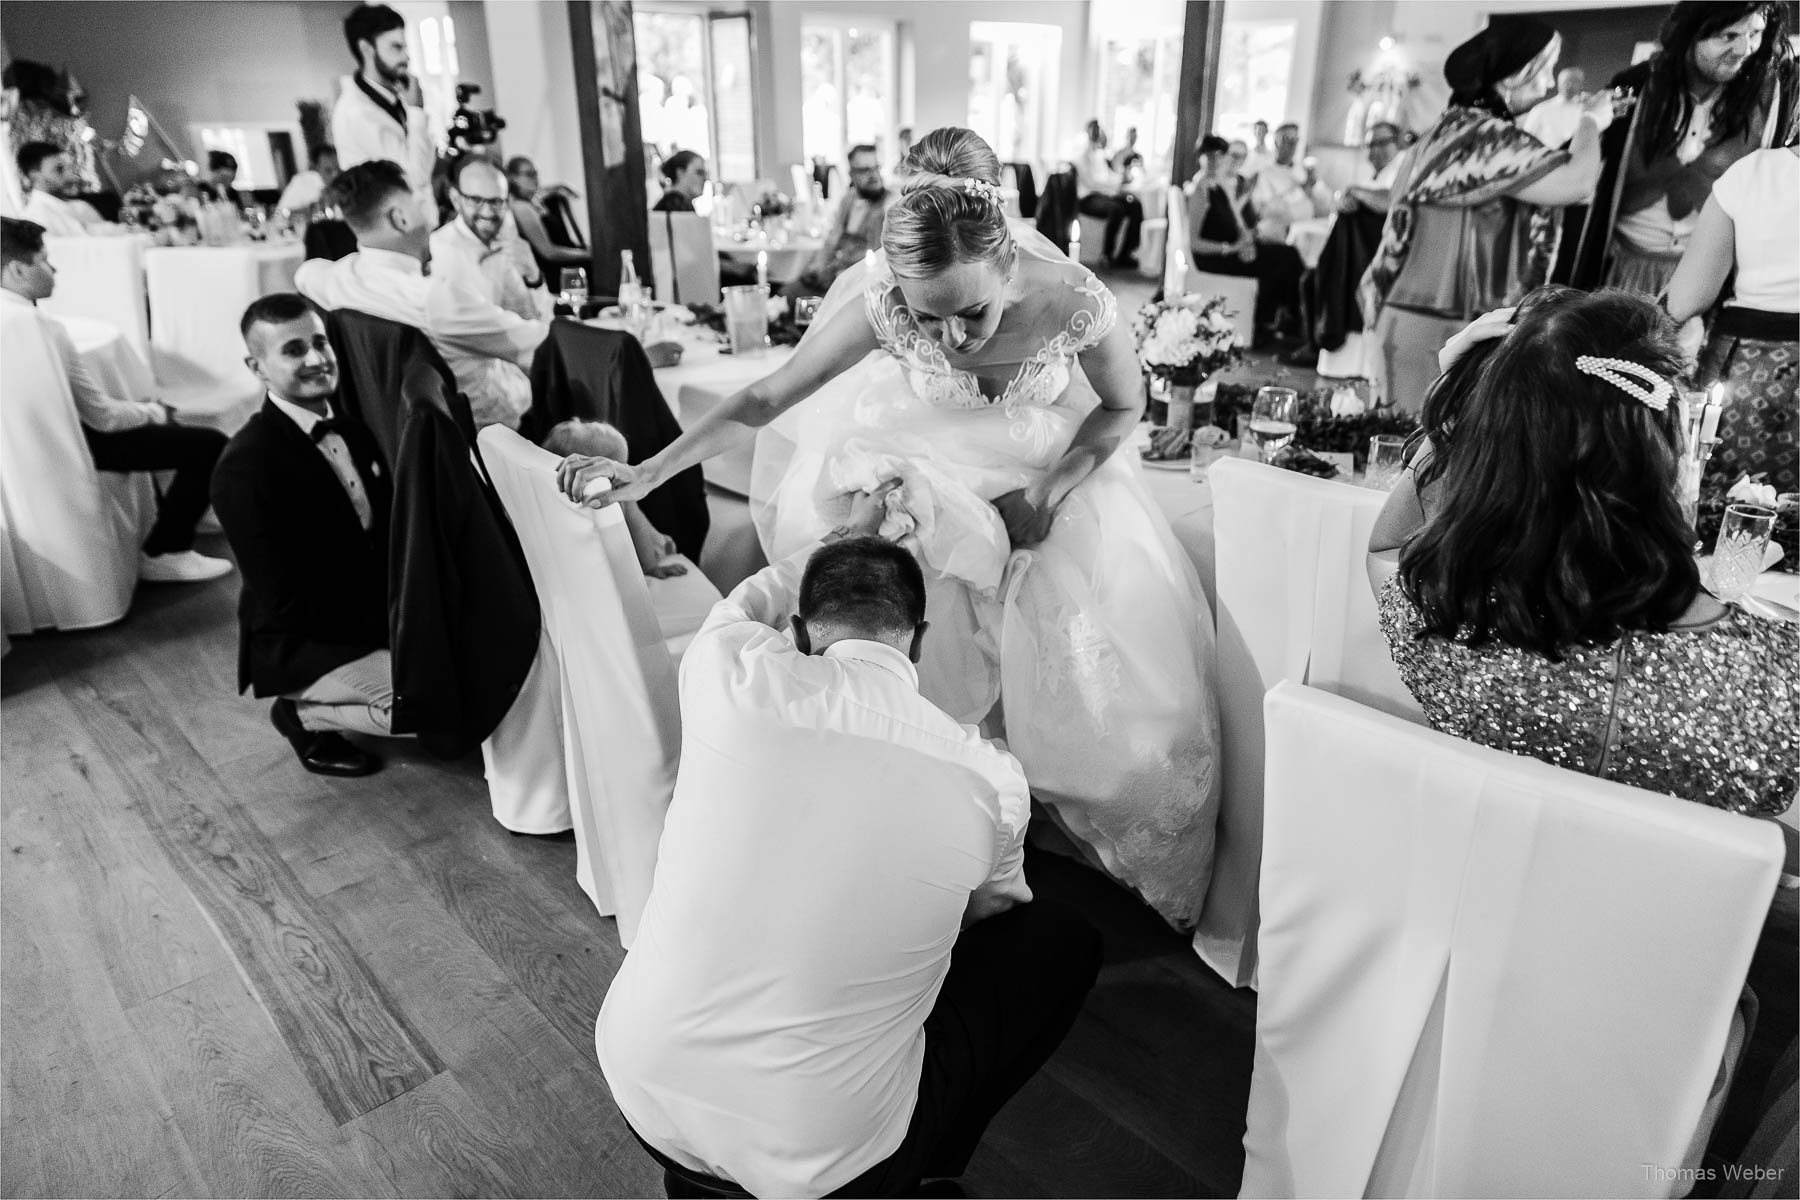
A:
[863, 251, 1117, 415]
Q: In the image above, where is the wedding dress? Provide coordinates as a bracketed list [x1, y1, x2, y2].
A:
[753, 222, 1221, 929]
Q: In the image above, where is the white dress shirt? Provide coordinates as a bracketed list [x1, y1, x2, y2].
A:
[2, 289, 164, 432]
[1251, 159, 1332, 241]
[294, 246, 547, 429]
[266, 393, 375, 530]
[23, 189, 122, 237]
[1521, 93, 1611, 149]
[597, 548, 1032, 1199]
[1242, 145, 1276, 183]
[1071, 144, 1123, 199]
[429, 217, 551, 322]
[329, 74, 438, 212]
[276, 170, 328, 213]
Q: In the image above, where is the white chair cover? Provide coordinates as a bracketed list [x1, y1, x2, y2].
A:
[648, 210, 722, 308]
[478, 425, 689, 946]
[1244, 682, 1784, 1199]
[0, 302, 155, 634]
[39, 233, 153, 364]
[144, 246, 298, 433]
[1192, 271, 1259, 346]
[1198, 458, 1423, 987]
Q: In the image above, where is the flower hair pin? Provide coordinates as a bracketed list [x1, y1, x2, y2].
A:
[957, 178, 1004, 209]
[1574, 355, 1673, 412]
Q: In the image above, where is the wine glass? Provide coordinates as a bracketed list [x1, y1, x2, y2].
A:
[559, 267, 589, 313]
[1249, 387, 1298, 459]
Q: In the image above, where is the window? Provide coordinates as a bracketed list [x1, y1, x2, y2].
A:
[801, 18, 896, 168]
[1094, 34, 1182, 178]
[635, 8, 761, 184]
[1212, 18, 1298, 144]
[391, 2, 460, 134]
[967, 22, 1063, 166]
[190, 122, 305, 189]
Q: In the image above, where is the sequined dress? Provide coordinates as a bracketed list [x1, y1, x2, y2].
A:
[752, 231, 1222, 930]
[1379, 578, 1797, 816]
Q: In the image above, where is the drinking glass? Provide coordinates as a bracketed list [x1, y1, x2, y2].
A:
[1708, 503, 1776, 603]
[1365, 434, 1407, 490]
[1249, 387, 1298, 459]
[559, 267, 589, 312]
[793, 296, 822, 328]
[723, 284, 770, 356]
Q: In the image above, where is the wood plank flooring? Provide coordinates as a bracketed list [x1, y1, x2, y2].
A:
[1, 553, 1257, 1198]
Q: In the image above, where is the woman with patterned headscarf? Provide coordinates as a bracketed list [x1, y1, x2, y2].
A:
[1362, 15, 1608, 410]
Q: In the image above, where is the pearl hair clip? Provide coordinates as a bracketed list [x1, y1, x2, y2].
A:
[1574, 355, 1673, 412]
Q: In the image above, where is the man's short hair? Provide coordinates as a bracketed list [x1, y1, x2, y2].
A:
[1276, 121, 1300, 134]
[848, 143, 878, 161]
[344, 4, 405, 62]
[447, 152, 504, 192]
[0, 218, 47, 267]
[16, 141, 62, 178]
[240, 291, 322, 343]
[208, 150, 238, 172]
[798, 536, 927, 636]
[542, 419, 628, 461]
[1366, 121, 1400, 142]
[504, 155, 534, 175]
[325, 159, 411, 231]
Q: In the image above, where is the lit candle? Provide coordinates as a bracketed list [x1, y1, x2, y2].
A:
[1700, 382, 1723, 442]
[756, 250, 769, 290]
[1069, 220, 1081, 259]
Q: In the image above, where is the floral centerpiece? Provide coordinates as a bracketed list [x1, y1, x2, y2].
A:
[1211, 379, 1420, 474]
[120, 179, 200, 246]
[753, 189, 793, 219]
[1132, 294, 1244, 431]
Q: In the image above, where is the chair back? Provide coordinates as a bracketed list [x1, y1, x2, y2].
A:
[39, 233, 152, 364]
[1244, 681, 1785, 1198]
[1198, 457, 1423, 987]
[648, 210, 722, 308]
[1163, 185, 1190, 297]
[478, 425, 681, 947]
[0, 303, 154, 634]
[325, 309, 468, 468]
[303, 219, 358, 263]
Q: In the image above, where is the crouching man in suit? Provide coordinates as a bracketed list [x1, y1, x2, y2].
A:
[211, 292, 406, 777]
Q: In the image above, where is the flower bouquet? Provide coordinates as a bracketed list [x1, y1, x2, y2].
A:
[754, 190, 793, 219]
[1133, 294, 1244, 462]
[120, 181, 200, 245]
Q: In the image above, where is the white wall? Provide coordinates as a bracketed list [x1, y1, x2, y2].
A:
[1222, 0, 1327, 135]
[484, 1, 586, 189]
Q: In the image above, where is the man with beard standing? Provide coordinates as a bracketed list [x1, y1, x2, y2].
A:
[430, 155, 548, 320]
[1562, 1, 1797, 294]
[793, 143, 898, 296]
[331, 4, 438, 216]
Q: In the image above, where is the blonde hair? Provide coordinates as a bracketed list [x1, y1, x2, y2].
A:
[884, 126, 1012, 279]
[543, 419, 628, 460]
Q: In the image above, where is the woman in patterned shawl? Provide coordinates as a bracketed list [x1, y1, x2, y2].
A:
[558, 128, 1222, 933]
[1363, 16, 1608, 410]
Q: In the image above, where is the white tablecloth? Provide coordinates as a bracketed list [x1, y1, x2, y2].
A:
[144, 242, 303, 384]
[39, 233, 153, 365]
[654, 339, 794, 497]
[53, 313, 157, 403]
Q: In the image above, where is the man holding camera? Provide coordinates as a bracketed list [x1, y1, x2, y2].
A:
[332, 4, 437, 215]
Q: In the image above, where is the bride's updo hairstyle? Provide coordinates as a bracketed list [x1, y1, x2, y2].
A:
[883, 127, 1013, 279]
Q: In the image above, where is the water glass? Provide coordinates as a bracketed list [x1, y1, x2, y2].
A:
[1708, 503, 1776, 602]
[559, 267, 589, 312]
[1365, 434, 1407, 490]
[723, 284, 770, 356]
[1249, 387, 1299, 459]
[793, 296, 823, 328]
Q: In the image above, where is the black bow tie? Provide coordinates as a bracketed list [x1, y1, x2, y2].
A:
[311, 417, 349, 444]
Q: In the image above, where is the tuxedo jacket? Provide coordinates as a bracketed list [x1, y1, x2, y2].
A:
[211, 397, 394, 698]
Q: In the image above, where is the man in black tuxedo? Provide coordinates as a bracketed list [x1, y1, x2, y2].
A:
[212, 292, 403, 776]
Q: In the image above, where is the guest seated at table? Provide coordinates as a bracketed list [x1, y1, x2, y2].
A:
[542, 419, 685, 579]
[792, 142, 896, 296]
[597, 516, 1101, 1198]
[17, 141, 120, 236]
[1072, 118, 1143, 268]
[1223, 139, 1256, 204]
[432, 155, 549, 321]
[1188, 134, 1305, 344]
[1337, 121, 1406, 216]
[652, 150, 706, 213]
[1250, 122, 1332, 244]
[1374, 287, 1798, 815]
[199, 151, 248, 210]
[504, 155, 589, 278]
[213, 292, 406, 778]
[295, 159, 548, 429]
[278, 145, 340, 214]
[0, 217, 231, 583]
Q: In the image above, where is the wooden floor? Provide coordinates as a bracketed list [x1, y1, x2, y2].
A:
[0, 547, 1258, 1199]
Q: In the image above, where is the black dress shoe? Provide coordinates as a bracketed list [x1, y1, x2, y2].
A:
[270, 698, 382, 777]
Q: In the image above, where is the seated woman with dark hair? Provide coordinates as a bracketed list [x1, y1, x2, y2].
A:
[1185, 133, 1304, 343]
[1374, 287, 1797, 816]
[652, 150, 707, 213]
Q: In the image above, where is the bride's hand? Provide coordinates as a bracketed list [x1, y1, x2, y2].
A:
[994, 483, 1058, 548]
[557, 454, 652, 508]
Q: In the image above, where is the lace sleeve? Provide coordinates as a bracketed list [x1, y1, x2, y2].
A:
[861, 250, 906, 353]
[1065, 268, 1118, 353]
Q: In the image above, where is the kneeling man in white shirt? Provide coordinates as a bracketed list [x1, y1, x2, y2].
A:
[596, 498, 1103, 1199]
[294, 158, 547, 430]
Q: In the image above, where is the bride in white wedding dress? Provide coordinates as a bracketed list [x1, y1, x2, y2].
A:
[559, 128, 1220, 929]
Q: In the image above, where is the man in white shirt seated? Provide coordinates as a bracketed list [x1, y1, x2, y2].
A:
[18, 141, 121, 236]
[793, 142, 897, 296]
[295, 159, 548, 429]
[1071, 118, 1144, 269]
[1522, 67, 1613, 149]
[430, 155, 550, 321]
[0, 217, 231, 582]
[596, 515, 1103, 1199]
[1250, 122, 1332, 243]
[1336, 121, 1408, 216]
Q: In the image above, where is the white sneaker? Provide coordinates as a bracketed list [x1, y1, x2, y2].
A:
[139, 550, 234, 583]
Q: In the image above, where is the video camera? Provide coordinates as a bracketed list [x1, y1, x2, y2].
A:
[450, 83, 506, 149]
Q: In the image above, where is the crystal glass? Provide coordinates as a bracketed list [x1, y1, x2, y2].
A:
[559, 268, 589, 312]
[1365, 434, 1407, 490]
[1249, 386, 1298, 459]
[723, 284, 770, 356]
[793, 295, 822, 328]
[1708, 503, 1776, 603]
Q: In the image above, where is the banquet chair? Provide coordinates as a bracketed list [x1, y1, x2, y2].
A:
[0, 300, 156, 634]
[648, 210, 722, 308]
[143, 246, 295, 409]
[324, 309, 468, 468]
[39, 232, 152, 364]
[1244, 682, 1783, 1199]
[480, 424, 716, 947]
[1163, 185, 1259, 344]
[1197, 457, 1424, 988]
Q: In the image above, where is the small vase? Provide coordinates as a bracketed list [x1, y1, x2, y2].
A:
[1167, 382, 1198, 431]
